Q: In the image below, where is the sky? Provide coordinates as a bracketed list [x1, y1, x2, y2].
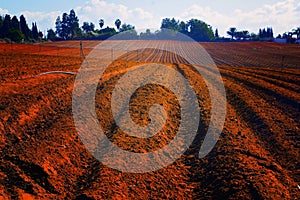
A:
[0, 0, 299, 37]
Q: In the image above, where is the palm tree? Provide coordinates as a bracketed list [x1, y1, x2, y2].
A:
[115, 19, 121, 30]
[227, 27, 237, 40]
[292, 27, 300, 39]
[99, 19, 104, 29]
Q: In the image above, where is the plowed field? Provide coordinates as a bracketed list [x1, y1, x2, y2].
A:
[0, 41, 299, 199]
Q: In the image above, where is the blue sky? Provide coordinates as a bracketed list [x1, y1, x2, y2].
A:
[0, 0, 299, 36]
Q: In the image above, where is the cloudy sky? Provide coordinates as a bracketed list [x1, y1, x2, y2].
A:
[0, 0, 299, 36]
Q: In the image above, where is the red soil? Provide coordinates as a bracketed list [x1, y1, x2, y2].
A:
[0, 41, 299, 199]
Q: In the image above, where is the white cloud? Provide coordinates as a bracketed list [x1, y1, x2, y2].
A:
[75, 0, 156, 31]
[180, 0, 300, 36]
[20, 10, 61, 32]
[0, 7, 9, 15]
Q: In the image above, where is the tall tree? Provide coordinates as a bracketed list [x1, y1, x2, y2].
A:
[0, 16, 3, 28]
[99, 19, 104, 29]
[0, 14, 11, 38]
[115, 19, 121, 30]
[11, 16, 20, 30]
[68, 9, 81, 39]
[61, 12, 69, 39]
[55, 16, 62, 38]
[227, 27, 237, 40]
[32, 22, 39, 40]
[20, 15, 31, 40]
[215, 28, 219, 38]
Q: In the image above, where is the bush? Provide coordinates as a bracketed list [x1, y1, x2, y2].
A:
[7, 29, 25, 43]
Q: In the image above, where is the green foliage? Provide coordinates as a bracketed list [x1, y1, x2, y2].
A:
[159, 18, 214, 41]
[119, 23, 135, 32]
[82, 22, 95, 33]
[55, 10, 81, 40]
[187, 19, 215, 41]
[20, 15, 32, 40]
[8, 29, 24, 43]
[161, 18, 180, 30]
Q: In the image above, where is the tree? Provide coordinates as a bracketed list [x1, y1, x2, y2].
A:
[140, 29, 155, 40]
[0, 14, 11, 38]
[82, 22, 91, 33]
[161, 18, 179, 30]
[11, 16, 20, 30]
[20, 15, 31, 40]
[61, 12, 69, 39]
[47, 29, 57, 41]
[38, 31, 43, 39]
[99, 19, 104, 29]
[89, 23, 95, 32]
[119, 23, 135, 32]
[187, 19, 214, 41]
[258, 27, 274, 41]
[0, 16, 3, 29]
[179, 21, 188, 33]
[242, 30, 250, 40]
[82, 22, 95, 33]
[115, 19, 121, 30]
[32, 22, 39, 40]
[68, 9, 81, 39]
[227, 27, 237, 40]
[55, 16, 62, 38]
[215, 28, 219, 38]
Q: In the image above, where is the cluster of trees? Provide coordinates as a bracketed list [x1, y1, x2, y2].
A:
[227, 27, 250, 40]
[225, 27, 274, 41]
[47, 9, 133, 40]
[276, 27, 300, 43]
[1, 9, 299, 43]
[46, 10, 214, 41]
[0, 14, 42, 43]
[159, 18, 215, 41]
[259, 27, 274, 41]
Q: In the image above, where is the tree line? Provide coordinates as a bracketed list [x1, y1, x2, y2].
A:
[1, 9, 299, 43]
[0, 14, 42, 43]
